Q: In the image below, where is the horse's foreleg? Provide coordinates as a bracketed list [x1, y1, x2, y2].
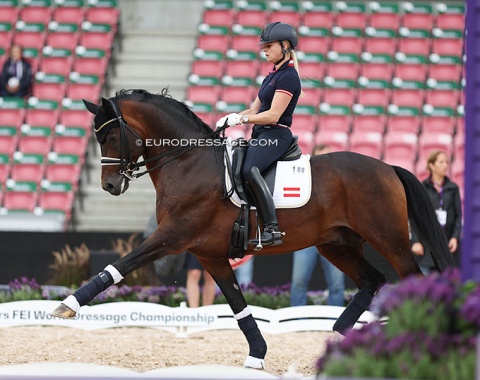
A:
[317, 243, 386, 335]
[51, 230, 180, 318]
[199, 256, 267, 370]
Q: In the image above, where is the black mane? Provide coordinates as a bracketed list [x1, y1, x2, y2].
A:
[113, 88, 214, 134]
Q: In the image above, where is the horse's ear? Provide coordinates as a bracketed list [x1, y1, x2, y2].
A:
[83, 99, 99, 115]
[100, 97, 116, 116]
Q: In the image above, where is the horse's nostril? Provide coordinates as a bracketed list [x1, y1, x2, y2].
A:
[103, 182, 116, 193]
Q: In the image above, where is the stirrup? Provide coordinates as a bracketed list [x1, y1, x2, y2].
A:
[249, 228, 285, 251]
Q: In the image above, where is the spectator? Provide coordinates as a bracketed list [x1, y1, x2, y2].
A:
[234, 256, 254, 288]
[290, 144, 345, 307]
[0, 44, 32, 98]
[410, 150, 462, 274]
[184, 252, 216, 307]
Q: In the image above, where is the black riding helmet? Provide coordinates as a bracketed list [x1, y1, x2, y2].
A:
[258, 22, 298, 52]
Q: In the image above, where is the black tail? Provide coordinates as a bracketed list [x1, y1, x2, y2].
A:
[392, 166, 455, 271]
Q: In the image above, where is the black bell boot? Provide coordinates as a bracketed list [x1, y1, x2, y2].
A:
[246, 167, 284, 249]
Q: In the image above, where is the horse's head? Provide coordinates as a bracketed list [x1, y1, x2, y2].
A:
[83, 97, 144, 195]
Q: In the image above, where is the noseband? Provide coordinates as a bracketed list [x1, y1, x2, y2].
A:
[98, 99, 230, 181]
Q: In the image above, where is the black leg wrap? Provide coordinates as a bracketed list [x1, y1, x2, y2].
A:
[333, 289, 373, 336]
[73, 271, 114, 306]
[237, 314, 267, 359]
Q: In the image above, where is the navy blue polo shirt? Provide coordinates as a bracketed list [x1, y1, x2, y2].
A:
[257, 59, 301, 127]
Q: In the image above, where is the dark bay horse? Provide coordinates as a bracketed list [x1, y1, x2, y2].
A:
[52, 89, 454, 369]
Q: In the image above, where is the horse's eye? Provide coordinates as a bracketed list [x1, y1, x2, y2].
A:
[107, 134, 117, 143]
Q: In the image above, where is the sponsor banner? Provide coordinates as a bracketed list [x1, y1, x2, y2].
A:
[0, 301, 217, 330]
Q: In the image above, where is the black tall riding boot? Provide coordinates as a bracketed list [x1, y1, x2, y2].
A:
[247, 166, 284, 248]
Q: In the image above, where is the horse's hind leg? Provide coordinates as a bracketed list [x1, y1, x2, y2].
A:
[199, 256, 267, 370]
[317, 243, 386, 335]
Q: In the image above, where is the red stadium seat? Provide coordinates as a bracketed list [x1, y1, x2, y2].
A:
[323, 88, 356, 107]
[391, 89, 425, 108]
[72, 57, 109, 78]
[297, 88, 322, 108]
[387, 114, 421, 134]
[303, 11, 334, 29]
[224, 60, 259, 79]
[0, 30, 13, 50]
[236, 10, 269, 27]
[191, 60, 225, 78]
[52, 136, 88, 159]
[66, 83, 102, 102]
[326, 62, 359, 80]
[0, 7, 19, 23]
[32, 82, 67, 103]
[397, 38, 431, 56]
[425, 89, 461, 109]
[414, 159, 429, 181]
[293, 114, 318, 132]
[383, 131, 418, 163]
[9, 163, 45, 184]
[79, 31, 115, 53]
[364, 38, 397, 56]
[38, 191, 74, 220]
[357, 88, 391, 107]
[299, 62, 326, 81]
[369, 13, 401, 29]
[3, 191, 38, 212]
[360, 61, 393, 81]
[436, 14, 464, 31]
[422, 116, 456, 135]
[402, 13, 434, 30]
[352, 114, 386, 133]
[230, 35, 258, 52]
[18, 136, 52, 156]
[0, 164, 9, 184]
[270, 11, 301, 28]
[202, 9, 234, 26]
[314, 130, 349, 152]
[418, 132, 453, 160]
[25, 108, 60, 129]
[13, 31, 46, 51]
[298, 36, 330, 54]
[39, 56, 73, 76]
[296, 129, 315, 153]
[45, 163, 81, 190]
[394, 63, 428, 82]
[428, 64, 463, 82]
[45, 32, 80, 51]
[84, 7, 120, 33]
[349, 130, 383, 159]
[318, 114, 351, 133]
[51, 6, 85, 26]
[0, 136, 18, 156]
[0, 108, 25, 129]
[19, 6, 53, 26]
[197, 34, 230, 51]
[186, 85, 221, 105]
[331, 36, 364, 55]
[336, 12, 367, 29]
[221, 86, 256, 104]
[59, 109, 94, 131]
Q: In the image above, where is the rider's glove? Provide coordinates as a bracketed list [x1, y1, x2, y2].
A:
[215, 115, 228, 130]
[226, 113, 242, 127]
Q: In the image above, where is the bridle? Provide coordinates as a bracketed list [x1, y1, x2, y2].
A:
[97, 98, 229, 181]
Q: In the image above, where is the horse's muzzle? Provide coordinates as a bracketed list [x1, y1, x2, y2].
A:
[102, 176, 129, 195]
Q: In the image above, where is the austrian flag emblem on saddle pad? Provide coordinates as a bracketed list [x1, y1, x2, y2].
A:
[224, 140, 312, 209]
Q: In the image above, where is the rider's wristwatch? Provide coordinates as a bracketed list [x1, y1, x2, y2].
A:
[242, 115, 249, 124]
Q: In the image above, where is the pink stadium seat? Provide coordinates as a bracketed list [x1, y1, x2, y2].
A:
[19, 6, 53, 26]
[387, 114, 421, 134]
[25, 108, 60, 129]
[336, 12, 367, 29]
[221, 86, 256, 104]
[0, 108, 25, 128]
[428, 64, 463, 82]
[197, 34, 230, 51]
[391, 89, 425, 108]
[450, 158, 464, 190]
[0, 136, 17, 156]
[418, 132, 453, 160]
[202, 9, 234, 26]
[432, 38, 463, 57]
[298, 36, 330, 54]
[230, 35, 258, 52]
[394, 63, 428, 82]
[32, 82, 67, 103]
[72, 57, 109, 78]
[259, 60, 274, 76]
[52, 136, 88, 159]
[360, 62, 394, 81]
[45, 32, 80, 51]
[66, 83, 102, 102]
[13, 31, 46, 51]
[303, 11, 334, 29]
[39, 56, 73, 76]
[195, 112, 215, 127]
[331, 36, 364, 55]
[236, 10, 269, 27]
[59, 109, 94, 131]
[0, 7, 19, 23]
[186, 85, 221, 105]
[0, 164, 9, 184]
[38, 191, 74, 220]
[383, 131, 418, 166]
[318, 114, 351, 133]
[3, 191, 38, 212]
[296, 130, 315, 153]
[224, 60, 259, 79]
[415, 159, 429, 182]
[299, 62, 326, 80]
[84, 7, 120, 33]
[293, 114, 318, 132]
[326, 62, 359, 80]
[349, 130, 383, 159]
[369, 13, 401, 29]
[436, 14, 464, 31]
[397, 38, 431, 56]
[456, 117, 465, 133]
[9, 163, 45, 184]
[425, 89, 461, 109]
[422, 116, 456, 135]
[402, 13, 434, 30]
[323, 88, 356, 107]
[351, 114, 386, 133]
[18, 136, 52, 156]
[297, 88, 322, 107]
[51, 6, 85, 26]
[0, 30, 13, 50]
[45, 163, 81, 191]
[78, 32, 115, 53]
[364, 38, 397, 56]
[270, 11, 301, 28]
[191, 60, 225, 78]
[314, 130, 349, 152]
[357, 88, 391, 107]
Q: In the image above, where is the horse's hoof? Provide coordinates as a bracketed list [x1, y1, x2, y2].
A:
[51, 303, 76, 319]
[243, 356, 265, 370]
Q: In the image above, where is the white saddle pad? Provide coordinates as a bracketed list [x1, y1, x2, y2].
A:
[224, 138, 312, 209]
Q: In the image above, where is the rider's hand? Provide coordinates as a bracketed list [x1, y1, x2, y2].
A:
[215, 115, 228, 130]
[226, 113, 242, 127]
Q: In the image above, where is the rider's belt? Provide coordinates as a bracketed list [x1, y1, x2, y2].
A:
[263, 123, 290, 128]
